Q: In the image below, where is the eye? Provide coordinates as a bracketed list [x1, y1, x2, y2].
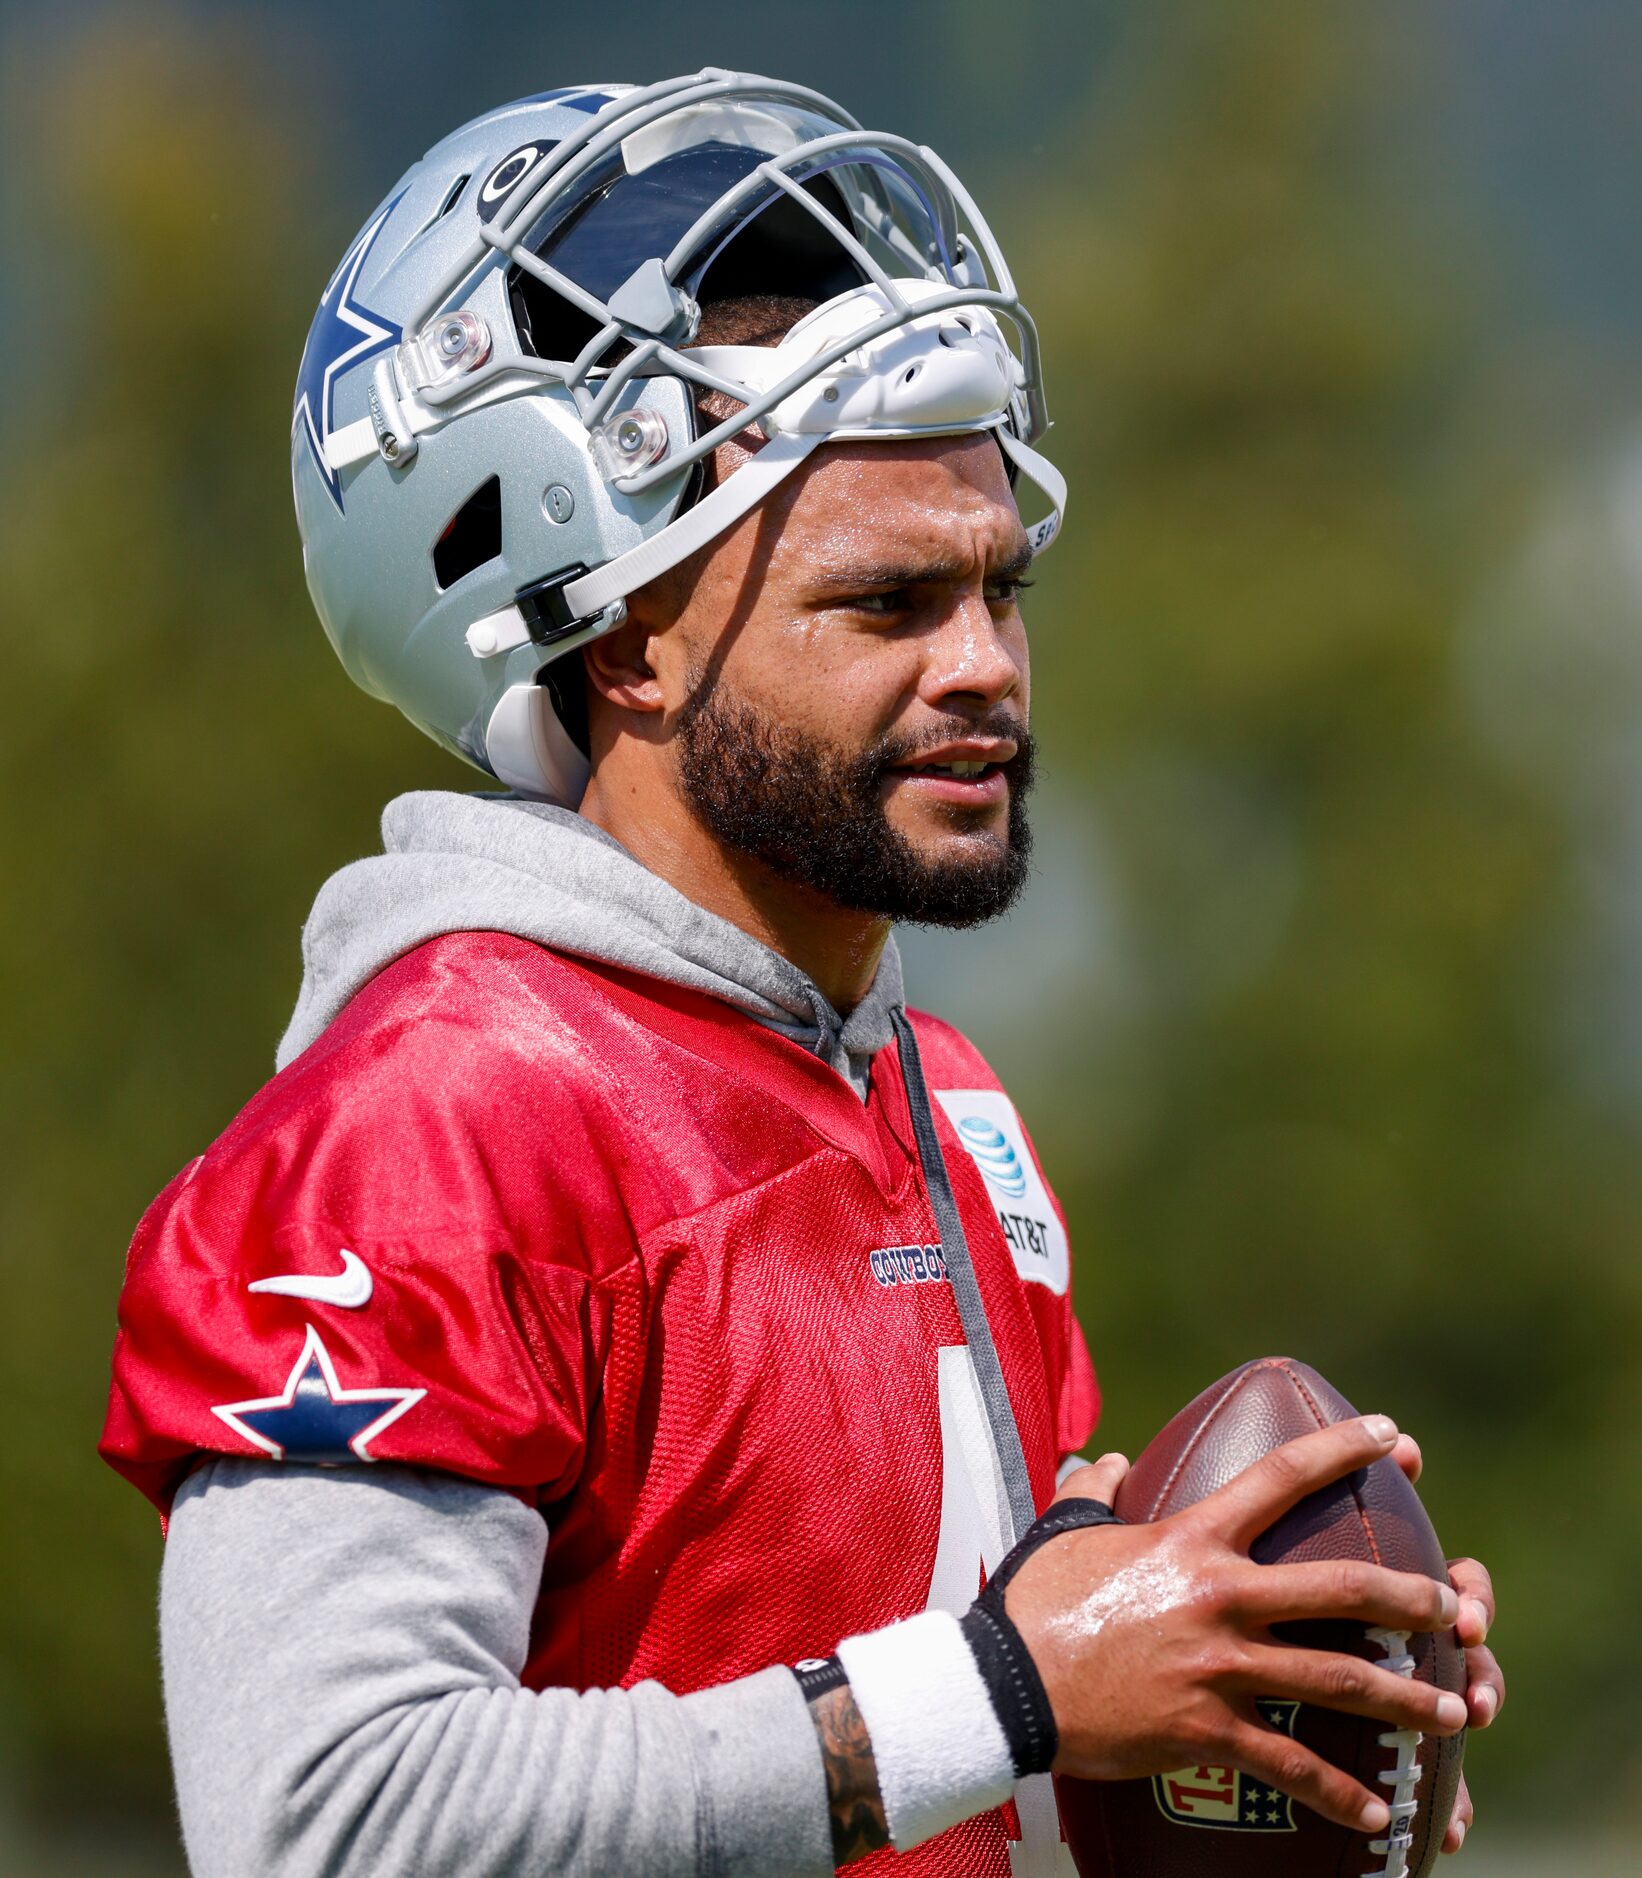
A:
[984, 576, 1035, 607]
[847, 588, 915, 617]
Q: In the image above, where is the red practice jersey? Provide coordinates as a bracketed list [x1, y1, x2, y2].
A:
[102, 933, 1100, 1874]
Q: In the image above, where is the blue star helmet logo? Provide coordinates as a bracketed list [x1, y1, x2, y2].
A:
[292, 196, 404, 513]
[211, 1324, 425, 1464]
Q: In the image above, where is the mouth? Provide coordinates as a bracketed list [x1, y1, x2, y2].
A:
[886, 742, 1016, 807]
[907, 758, 993, 778]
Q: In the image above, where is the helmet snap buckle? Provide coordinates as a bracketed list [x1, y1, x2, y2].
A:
[590, 408, 670, 483]
[398, 308, 492, 395]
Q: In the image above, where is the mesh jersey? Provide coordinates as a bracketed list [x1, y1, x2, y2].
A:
[102, 932, 1100, 1874]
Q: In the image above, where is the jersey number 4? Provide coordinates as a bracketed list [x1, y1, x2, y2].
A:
[926, 1347, 1075, 1878]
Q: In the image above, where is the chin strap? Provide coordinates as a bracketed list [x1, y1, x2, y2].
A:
[565, 422, 1065, 620]
[562, 430, 817, 619]
[997, 427, 1066, 556]
[464, 421, 1067, 667]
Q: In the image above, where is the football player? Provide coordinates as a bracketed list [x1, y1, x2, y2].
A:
[101, 73, 1502, 1875]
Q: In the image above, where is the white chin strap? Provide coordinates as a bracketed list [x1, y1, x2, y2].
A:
[470, 422, 1064, 681]
[563, 424, 1063, 621]
[567, 429, 814, 619]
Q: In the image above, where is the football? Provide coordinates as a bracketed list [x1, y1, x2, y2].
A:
[1055, 1356, 1466, 1878]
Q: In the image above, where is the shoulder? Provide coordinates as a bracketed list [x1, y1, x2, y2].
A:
[141, 932, 642, 1286]
[104, 933, 636, 1511]
[283, 928, 623, 1104]
[256, 930, 659, 1178]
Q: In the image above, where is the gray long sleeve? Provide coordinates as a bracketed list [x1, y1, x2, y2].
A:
[160, 1459, 835, 1878]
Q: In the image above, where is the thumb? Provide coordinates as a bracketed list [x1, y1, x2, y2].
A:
[1053, 1451, 1129, 1507]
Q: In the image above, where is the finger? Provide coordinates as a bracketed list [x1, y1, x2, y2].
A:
[1053, 1453, 1130, 1506]
[1446, 1557, 1495, 1642]
[1443, 1773, 1473, 1854]
[1238, 1645, 1468, 1736]
[1191, 1417, 1401, 1552]
[1237, 1558, 1459, 1633]
[1392, 1433, 1423, 1485]
[1222, 1715, 1392, 1837]
[1463, 1641, 1504, 1727]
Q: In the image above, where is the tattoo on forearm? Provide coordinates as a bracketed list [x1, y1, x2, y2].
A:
[809, 1682, 890, 1866]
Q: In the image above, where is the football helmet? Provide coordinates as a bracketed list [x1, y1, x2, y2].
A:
[291, 70, 1066, 802]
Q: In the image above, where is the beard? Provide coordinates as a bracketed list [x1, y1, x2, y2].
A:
[674, 673, 1035, 928]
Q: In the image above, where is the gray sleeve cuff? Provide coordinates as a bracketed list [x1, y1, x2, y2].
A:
[681, 1666, 834, 1878]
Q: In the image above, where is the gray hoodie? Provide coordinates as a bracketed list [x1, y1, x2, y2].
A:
[276, 791, 906, 1096]
[160, 792, 1016, 1878]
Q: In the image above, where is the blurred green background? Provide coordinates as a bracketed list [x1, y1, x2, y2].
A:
[3, 0, 1639, 1870]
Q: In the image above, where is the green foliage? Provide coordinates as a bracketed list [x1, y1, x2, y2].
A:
[1, 0, 1636, 1843]
[0, 16, 469, 1826]
[1000, 0, 1642, 1825]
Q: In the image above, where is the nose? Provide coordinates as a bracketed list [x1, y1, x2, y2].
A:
[917, 587, 1024, 715]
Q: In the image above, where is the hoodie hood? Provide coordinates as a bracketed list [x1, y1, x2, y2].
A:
[277, 791, 904, 1099]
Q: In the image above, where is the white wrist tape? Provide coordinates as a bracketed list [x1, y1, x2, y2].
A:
[836, 1608, 1015, 1850]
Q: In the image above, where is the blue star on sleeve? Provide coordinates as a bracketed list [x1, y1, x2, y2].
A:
[211, 1325, 425, 1464]
[292, 196, 404, 513]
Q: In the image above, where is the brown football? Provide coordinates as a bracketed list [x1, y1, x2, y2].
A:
[1055, 1357, 1465, 1878]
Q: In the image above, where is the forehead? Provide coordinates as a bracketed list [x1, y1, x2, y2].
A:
[761, 431, 1028, 572]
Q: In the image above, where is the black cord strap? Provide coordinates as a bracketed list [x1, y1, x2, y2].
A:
[892, 1009, 1037, 1543]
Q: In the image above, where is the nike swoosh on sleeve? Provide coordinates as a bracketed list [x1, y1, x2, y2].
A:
[247, 1248, 374, 1309]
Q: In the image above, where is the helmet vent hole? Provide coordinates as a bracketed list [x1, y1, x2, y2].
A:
[433, 475, 502, 591]
[438, 174, 471, 219]
[902, 363, 921, 385]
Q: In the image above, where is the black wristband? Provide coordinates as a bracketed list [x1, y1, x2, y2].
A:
[963, 1496, 1126, 1779]
[960, 1601, 1058, 1778]
[793, 1653, 849, 1704]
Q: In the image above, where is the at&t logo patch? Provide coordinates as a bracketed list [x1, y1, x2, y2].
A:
[954, 1116, 1028, 1198]
[933, 1089, 1069, 1294]
[1153, 1699, 1300, 1831]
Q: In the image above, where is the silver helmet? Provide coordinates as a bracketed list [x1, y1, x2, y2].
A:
[291, 70, 1066, 803]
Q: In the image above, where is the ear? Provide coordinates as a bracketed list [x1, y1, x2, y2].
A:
[582, 615, 665, 715]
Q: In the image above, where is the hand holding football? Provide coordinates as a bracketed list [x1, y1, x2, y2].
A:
[996, 1359, 1466, 1864]
[1040, 1358, 1467, 1877]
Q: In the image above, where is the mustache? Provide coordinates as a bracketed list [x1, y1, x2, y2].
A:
[865, 713, 1035, 778]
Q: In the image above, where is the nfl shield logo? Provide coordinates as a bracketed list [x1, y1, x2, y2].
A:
[1152, 1700, 1301, 1832]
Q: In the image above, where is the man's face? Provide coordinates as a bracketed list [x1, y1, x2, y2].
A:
[653, 431, 1035, 927]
